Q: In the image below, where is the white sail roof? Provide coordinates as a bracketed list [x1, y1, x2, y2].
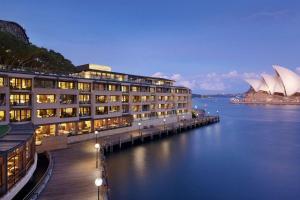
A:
[273, 65, 300, 96]
[245, 65, 300, 96]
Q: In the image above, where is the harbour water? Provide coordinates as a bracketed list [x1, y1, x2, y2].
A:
[106, 98, 300, 200]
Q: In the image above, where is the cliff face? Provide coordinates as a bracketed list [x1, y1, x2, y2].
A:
[0, 20, 76, 74]
[0, 20, 29, 44]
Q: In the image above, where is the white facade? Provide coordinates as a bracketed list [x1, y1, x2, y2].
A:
[245, 65, 300, 96]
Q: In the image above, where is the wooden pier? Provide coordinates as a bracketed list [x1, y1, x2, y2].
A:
[100, 116, 220, 154]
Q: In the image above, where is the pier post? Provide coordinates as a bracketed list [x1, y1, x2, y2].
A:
[119, 137, 122, 149]
[131, 134, 134, 145]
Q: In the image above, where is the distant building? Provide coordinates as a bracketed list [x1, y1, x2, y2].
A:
[239, 65, 300, 104]
[0, 20, 29, 43]
[245, 65, 300, 96]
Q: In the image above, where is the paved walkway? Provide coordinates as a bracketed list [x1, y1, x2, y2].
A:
[39, 140, 104, 200]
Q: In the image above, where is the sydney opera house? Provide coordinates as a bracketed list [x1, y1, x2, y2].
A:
[236, 65, 300, 104]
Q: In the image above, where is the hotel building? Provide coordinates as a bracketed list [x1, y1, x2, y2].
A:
[0, 64, 192, 152]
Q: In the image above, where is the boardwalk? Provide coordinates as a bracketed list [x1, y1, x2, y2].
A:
[39, 116, 219, 200]
[39, 140, 104, 200]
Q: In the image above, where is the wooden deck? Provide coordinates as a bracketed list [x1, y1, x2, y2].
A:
[39, 116, 220, 200]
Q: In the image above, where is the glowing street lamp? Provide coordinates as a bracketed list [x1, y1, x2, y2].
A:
[138, 122, 142, 136]
[163, 118, 166, 131]
[95, 143, 100, 168]
[95, 130, 99, 143]
[95, 177, 103, 200]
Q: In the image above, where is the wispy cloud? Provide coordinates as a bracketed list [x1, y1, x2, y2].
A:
[245, 10, 289, 20]
[296, 67, 300, 74]
[152, 70, 259, 93]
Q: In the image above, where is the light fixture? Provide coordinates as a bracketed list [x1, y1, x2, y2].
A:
[95, 143, 100, 149]
[95, 177, 103, 187]
[163, 118, 166, 122]
[95, 131, 99, 135]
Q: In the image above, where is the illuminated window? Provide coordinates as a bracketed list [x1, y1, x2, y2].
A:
[95, 106, 108, 115]
[79, 107, 91, 117]
[131, 86, 139, 92]
[10, 109, 31, 122]
[35, 124, 56, 145]
[58, 81, 75, 89]
[0, 110, 5, 121]
[10, 94, 31, 106]
[78, 82, 91, 91]
[78, 120, 91, 134]
[36, 94, 55, 103]
[9, 78, 32, 90]
[122, 95, 129, 103]
[60, 108, 76, 118]
[109, 106, 120, 113]
[109, 95, 119, 102]
[60, 94, 76, 104]
[108, 84, 119, 91]
[95, 95, 107, 103]
[0, 77, 5, 87]
[79, 95, 90, 104]
[121, 85, 129, 92]
[58, 122, 75, 135]
[37, 109, 56, 118]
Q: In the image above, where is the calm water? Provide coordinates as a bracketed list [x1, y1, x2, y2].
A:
[106, 98, 300, 200]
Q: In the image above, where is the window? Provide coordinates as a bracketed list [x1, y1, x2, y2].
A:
[35, 124, 56, 145]
[79, 95, 90, 104]
[7, 148, 22, 189]
[37, 109, 56, 118]
[0, 94, 5, 106]
[122, 95, 129, 103]
[0, 110, 5, 121]
[78, 82, 91, 91]
[58, 81, 75, 89]
[10, 94, 31, 106]
[93, 83, 106, 91]
[60, 108, 77, 118]
[36, 94, 55, 103]
[108, 84, 119, 91]
[79, 107, 91, 117]
[10, 109, 31, 122]
[109, 106, 120, 113]
[78, 120, 91, 134]
[131, 86, 139, 92]
[34, 78, 55, 88]
[58, 122, 75, 135]
[121, 85, 129, 92]
[95, 95, 107, 103]
[9, 78, 32, 90]
[95, 106, 108, 115]
[109, 95, 119, 102]
[0, 77, 5, 87]
[60, 94, 76, 104]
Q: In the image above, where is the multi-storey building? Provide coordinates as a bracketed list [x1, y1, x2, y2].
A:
[0, 64, 192, 151]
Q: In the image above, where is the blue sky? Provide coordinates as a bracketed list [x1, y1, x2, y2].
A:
[2, 0, 300, 94]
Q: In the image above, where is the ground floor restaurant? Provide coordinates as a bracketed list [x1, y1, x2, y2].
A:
[35, 115, 133, 145]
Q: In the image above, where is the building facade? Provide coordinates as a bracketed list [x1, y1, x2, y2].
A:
[0, 64, 192, 150]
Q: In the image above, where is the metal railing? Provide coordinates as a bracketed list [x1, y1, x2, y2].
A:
[23, 152, 55, 200]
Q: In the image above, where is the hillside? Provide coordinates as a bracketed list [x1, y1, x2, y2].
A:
[0, 31, 77, 74]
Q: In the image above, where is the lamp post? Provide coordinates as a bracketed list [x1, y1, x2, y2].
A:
[95, 177, 103, 200]
[138, 122, 142, 136]
[95, 143, 100, 168]
[95, 130, 99, 143]
[163, 118, 166, 132]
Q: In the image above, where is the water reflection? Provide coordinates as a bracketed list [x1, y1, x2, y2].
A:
[107, 97, 300, 200]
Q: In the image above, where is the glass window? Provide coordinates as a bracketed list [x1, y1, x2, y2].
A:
[95, 106, 108, 115]
[78, 120, 91, 134]
[10, 109, 31, 122]
[79, 107, 91, 117]
[35, 124, 56, 145]
[94, 119, 107, 130]
[36, 94, 55, 103]
[0, 77, 5, 87]
[78, 82, 91, 91]
[34, 78, 55, 88]
[7, 148, 23, 189]
[95, 95, 107, 103]
[60, 108, 77, 118]
[109, 95, 119, 102]
[0, 110, 5, 121]
[58, 122, 75, 135]
[79, 95, 90, 104]
[58, 81, 75, 89]
[9, 78, 32, 90]
[37, 109, 56, 118]
[10, 94, 31, 106]
[60, 94, 76, 104]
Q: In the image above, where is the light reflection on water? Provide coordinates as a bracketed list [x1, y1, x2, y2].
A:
[107, 98, 300, 200]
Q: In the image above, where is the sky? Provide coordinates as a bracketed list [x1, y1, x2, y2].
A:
[2, 0, 300, 94]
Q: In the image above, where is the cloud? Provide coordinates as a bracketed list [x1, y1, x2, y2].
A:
[151, 70, 259, 92]
[296, 67, 300, 74]
[245, 10, 289, 20]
